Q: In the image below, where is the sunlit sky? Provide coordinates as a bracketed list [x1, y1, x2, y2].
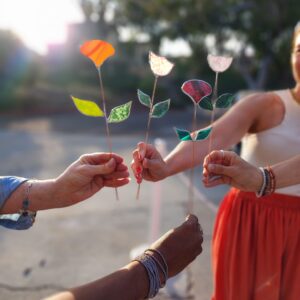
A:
[0, 0, 84, 55]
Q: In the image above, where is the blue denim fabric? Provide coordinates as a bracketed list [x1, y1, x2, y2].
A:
[0, 176, 35, 230]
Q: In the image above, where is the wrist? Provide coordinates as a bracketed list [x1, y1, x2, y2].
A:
[127, 261, 149, 299]
[29, 179, 57, 210]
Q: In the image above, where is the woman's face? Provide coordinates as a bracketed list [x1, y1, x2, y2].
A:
[292, 31, 300, 84]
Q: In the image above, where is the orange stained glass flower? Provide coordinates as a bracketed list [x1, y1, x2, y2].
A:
[80, 40, 115, 67]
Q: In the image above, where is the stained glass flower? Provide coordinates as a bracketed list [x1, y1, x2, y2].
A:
[207, 54, 233, 73]
[149, 51, 174, 77]
[181, 80, 212, 104]
[80, 40, 115, 68]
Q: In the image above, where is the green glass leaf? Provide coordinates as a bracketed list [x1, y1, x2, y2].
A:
[71, 96, 104, 117]
[175, 128, 192, 141]
[195, 127, 212, 141]
[198, 96, 213, 111]
[108, 101, 132, 123]
[151, 99, 170, 118]
[215, 93, 235, 108]
[137, 89, 151, 108]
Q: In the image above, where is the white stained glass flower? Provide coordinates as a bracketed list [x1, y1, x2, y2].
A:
[149, 51, 174, 77]
[207, 54, 233, 73]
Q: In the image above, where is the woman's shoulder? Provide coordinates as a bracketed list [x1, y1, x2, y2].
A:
[240, 91, 285, 132]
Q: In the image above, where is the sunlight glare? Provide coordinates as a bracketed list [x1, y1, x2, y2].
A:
[0, 0, 84, 55]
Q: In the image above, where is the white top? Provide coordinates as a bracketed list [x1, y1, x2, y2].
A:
[241, 89, 300, 196]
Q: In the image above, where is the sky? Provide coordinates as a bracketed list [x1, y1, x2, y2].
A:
[0, 0, 84, 55]
[0, 0, 192, 57]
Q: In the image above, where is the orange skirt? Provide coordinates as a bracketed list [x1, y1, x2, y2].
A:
[212, 188, 300, 300]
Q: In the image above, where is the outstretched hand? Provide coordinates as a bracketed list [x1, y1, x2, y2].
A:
[202, 150, 262, 192]
[131, 142, 168, 183]
[53, 152, 130, 208]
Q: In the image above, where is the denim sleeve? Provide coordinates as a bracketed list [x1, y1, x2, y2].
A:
[0, 176, 35, 230]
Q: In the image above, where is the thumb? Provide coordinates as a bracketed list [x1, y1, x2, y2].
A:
[143, 157, 162, 170]
[85, 158, 116, 176]
[207, 163, 234, 177]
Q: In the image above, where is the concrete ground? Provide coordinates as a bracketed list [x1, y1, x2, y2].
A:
[0, 112, 229, 299]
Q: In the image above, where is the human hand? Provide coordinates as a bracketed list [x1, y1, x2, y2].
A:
[149, 214, 203, 278]
[131, 142, 169, 183]
[202, 150, 262, 192]
[53, 153, 130, 208]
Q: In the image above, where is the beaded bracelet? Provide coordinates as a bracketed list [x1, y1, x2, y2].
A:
[256, 166, 276, 197]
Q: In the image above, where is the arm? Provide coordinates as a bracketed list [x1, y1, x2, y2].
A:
[1, 153, 129, 214]
[45, 214, 203, 300]
[203, 150, 300, 191]
[132, 92, 275, 181]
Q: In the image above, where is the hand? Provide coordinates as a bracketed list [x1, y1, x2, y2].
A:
[202, 150, 262, 192]
[53, 153, 130, 208]
[150, 214, 203, 278]
[131, 142, 169, 183]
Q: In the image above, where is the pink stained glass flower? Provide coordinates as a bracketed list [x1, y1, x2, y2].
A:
[207, 54, 233, 73]
[149, 51, 174, 77]
[181, 80, 212, 104]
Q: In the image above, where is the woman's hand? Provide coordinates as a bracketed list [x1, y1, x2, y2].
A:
[131, 142, 169, 183]
[202, 150, 262, 192]
[53, 152, 130, 208]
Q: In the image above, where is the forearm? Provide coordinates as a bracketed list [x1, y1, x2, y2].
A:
[165, 128, 232, 177]
[1, 179, 57, 214]
[45, 261, 149, 300]
[272, 155, 300, 189]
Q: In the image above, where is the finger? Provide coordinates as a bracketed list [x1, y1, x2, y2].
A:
[84, 158, 117, 176]
[202, 176, 230, 187]
[137, 142, 147, 160]
[103, 170, 130, 180]
[104, 178, 130, 187]
[81, 152, 123, 165]
[206, 163, 234, 176]
[115, 163, 128, 172]
[184, 214, 199, 226]
[133, 149, 142, 163]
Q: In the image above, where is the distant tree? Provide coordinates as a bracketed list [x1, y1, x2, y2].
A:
[119, 0, 299, 90]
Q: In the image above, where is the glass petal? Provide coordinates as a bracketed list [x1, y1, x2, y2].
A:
[149, 51, 174, 77]
[215, 93, 235, 108]
[80, 40, 115, 67]
[207, 54, 233, 73]
[137, 89, 151, 108]
[181, 80, 212, 104]
[151, 99, 170, 118]
[71, 96, 104, 117]
[175, 128, 193, 141]
[108, 101, 132, 123]
[195, 127, 212, 141]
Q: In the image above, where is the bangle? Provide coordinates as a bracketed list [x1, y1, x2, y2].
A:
[145, 248, 168, 281]
[133, 253, 161, 298]
[265, 166, 276, 194]
[256, 167, 266, 197]
[133, 249, 169, 298]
